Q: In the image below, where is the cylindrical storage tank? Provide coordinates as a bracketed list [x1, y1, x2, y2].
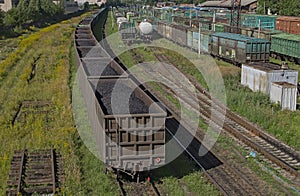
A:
[139, 21, 153, 35]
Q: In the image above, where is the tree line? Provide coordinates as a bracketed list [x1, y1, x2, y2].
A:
[257, 0, 300, 16]
[2, 0, 64, 27]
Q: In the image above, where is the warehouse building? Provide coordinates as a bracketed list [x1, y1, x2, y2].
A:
[200, 0, 258, 12]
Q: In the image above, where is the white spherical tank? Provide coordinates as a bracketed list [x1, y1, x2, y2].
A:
[139, 21, 153, 35]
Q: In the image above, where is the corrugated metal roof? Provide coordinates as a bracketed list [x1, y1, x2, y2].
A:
[272, 33, 300, 42]
[200, 0, 257, 7]
[200, 1, 222, 7]
[212, 32, 270, 43]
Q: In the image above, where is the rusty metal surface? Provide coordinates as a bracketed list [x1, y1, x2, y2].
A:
[276, 16, 300, 35]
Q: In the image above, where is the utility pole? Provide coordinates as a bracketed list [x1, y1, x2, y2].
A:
[198, 22, 201, 55]
[189, 8, 192, 27]
[230, 0, 241, 33]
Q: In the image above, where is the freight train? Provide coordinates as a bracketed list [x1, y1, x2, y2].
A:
[155, 20, 300, 65]
[156, 20, 271, 65]
[115, 12, 154, 44]
[74, 8, 167, 178]
[155, 12, 300, 64]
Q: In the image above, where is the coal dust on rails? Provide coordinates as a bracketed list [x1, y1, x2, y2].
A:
[6, 149, 63, 195]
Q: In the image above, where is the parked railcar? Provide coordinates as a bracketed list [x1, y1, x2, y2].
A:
[210, 32, 270, 64]
[242, 14, 278, 30]
[74, 8, 167, 177]
[240, 28, 282, 41]
[156, 21, 165, 36]
[170, 23, 190, 46]
[187, 28, 214, 54]
[276, 16, 300, 35]
[271, 33, 300, 63]
[118, 21, 137, 45]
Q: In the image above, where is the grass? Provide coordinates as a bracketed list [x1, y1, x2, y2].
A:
[0, 38, 20, 62]
[224, 74, 300, 149]
[0, 11, 120, 195]
[0, 17, 79, 194]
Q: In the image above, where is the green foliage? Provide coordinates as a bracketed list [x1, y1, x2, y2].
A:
[3, 0, 62, 27]
[0, 9, 4, 26]
[83, 2, 90, 10]
[257, 0, 300, 16]
[3, 8, 19, 26]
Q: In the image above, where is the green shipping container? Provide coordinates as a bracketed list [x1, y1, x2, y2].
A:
[271, 33, 300, 60]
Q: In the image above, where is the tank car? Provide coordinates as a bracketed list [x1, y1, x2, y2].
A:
[138, 19, 153, 43]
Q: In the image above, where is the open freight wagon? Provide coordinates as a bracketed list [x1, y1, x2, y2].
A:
[74, 9, 167, 176]
[271, 33, 300, 63]
[210, 32, 270, 64]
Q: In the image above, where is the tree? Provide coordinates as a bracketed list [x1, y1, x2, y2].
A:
[27, 0, 43, 22]
[0, 9, 4, 26]
[278, 0, 300, 16]
[16, 0, 30, 24]
[83, 2, 90, 10]
[4, 8, 19, 26]
[257, 0, 300, 16]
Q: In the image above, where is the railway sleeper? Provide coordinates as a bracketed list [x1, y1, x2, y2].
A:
[6, 189, 18, 195]
[25, 178, 54, 184]
[28, 153, 51, 157]
[277, 154, 292, 160]
[9, 167, 22, 172]
[26, 168, 53, 173]
[8, 174, 20, 180]
[27, 160, 51, 167]
[26, 174, 53, 179]
[23, 185, 54, 194]
[26, 165, 51, 170]
[7, 180, 20, 186]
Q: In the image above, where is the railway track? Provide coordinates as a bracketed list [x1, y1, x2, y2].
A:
[101, 17, 297, 193]
[103, 40, 263, 194]
[6, 149, 62, 195]
[167, 118, 262, 195]
[116, 173, 160, 196]
[152, 50, 300, 180]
